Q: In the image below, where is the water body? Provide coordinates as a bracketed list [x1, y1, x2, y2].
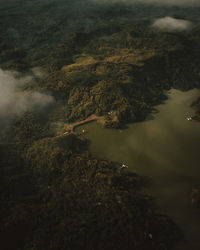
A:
[77, 89, 200, 250]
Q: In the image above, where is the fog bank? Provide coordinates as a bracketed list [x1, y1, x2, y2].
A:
[152, 17, 192, 31]
[0, 69, 54, 125]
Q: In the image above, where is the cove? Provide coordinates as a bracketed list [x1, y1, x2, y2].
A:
[77, 89, 200, 250]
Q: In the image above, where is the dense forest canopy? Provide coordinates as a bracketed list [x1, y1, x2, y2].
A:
[0, 0, 200, 249]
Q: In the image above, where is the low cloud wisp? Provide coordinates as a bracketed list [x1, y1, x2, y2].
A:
[0, 69, 54, 125]
[152, 17, 192, 32]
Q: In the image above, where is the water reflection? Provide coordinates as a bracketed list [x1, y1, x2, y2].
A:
[77, 89, 200, 250]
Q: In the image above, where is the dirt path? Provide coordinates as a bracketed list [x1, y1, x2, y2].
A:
[58, 112, 118, 137]
[66, 114, 103, 133]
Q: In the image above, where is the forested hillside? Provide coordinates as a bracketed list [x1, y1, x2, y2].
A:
[0, 1, 200, 249]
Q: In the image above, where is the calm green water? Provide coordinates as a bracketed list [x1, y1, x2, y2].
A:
[77, 89, 200, 250]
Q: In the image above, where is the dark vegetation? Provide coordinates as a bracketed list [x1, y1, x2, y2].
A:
[0, 130, 181, 250]
[1, 1, 200, 126]
[1, 0, 200, 249]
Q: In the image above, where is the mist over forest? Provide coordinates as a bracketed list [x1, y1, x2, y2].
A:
[0, 1, 200, 250]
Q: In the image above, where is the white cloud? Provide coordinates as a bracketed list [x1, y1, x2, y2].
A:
[31, 67, 46, 79]
[0, 69, 54, 123]
[152, 17, 192, 31]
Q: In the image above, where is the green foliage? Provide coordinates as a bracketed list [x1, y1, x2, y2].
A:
[1, 1, 200, 249]
[11, 112, 46, 145]
[22, 136, 180, 250]
[0, 131, 181, 250]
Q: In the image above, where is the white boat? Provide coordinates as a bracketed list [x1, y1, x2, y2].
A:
[121, 164, 128, 168]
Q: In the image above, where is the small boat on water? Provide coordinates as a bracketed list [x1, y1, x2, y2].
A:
[121, 164, 128, 169]
[187, 117, 192, 121]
